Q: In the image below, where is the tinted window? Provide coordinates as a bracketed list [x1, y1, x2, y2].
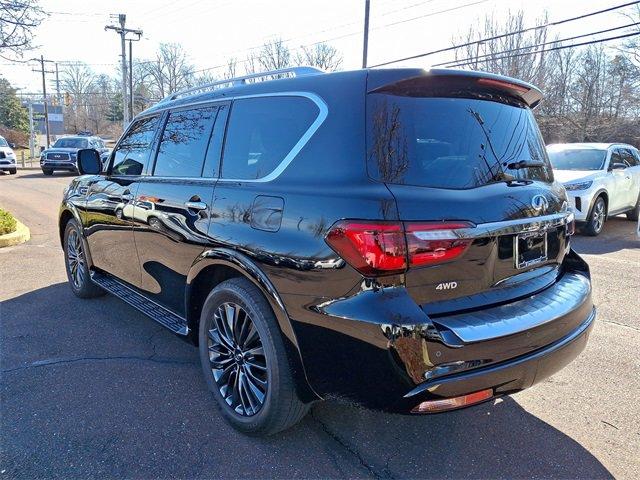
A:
[222, 96, 319, 180]
[548, 148, 606, 171]
[0, 138, 9, 147]
[54, 138, 88, 149]
[112, 116, 160, 176]
[203, 104, 229, 178]
[154, 106, 218, 177]
[367, 95, 552, 189]
[621, 149, 638, 167]
[610, 150, 625, 169]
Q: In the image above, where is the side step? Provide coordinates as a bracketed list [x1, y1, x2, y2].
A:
[90, 271, 189, 335]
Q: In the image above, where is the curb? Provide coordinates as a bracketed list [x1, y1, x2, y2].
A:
[0, 219, 30, 248]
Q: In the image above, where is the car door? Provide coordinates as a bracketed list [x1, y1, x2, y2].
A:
[131, 103, 228, 316]
[606, 148, 632, 212]
[620, 148, 640, 208]
[83, 115, 162, 287]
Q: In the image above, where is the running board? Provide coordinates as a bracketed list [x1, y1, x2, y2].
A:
[90, 271, 189, 335]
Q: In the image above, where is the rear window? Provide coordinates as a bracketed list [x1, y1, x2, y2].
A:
[367, 95, 552, 189]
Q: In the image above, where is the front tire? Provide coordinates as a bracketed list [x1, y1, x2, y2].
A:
[584, 196, 606, 236]
[63, 220, 104, 298]
[198, 278, 309, 435]
[9, 168, 16, 175]
[42, 168, 53, 176]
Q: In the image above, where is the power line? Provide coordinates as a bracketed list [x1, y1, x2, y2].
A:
[370, 0, 640, 67]
[434, 21, 640, 67]
[445, 31, 640, 68]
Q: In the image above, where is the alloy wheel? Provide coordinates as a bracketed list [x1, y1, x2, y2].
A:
[207, 302, 268, 416]
[593, 200, 605, 232]
[67, 230, 85, 289]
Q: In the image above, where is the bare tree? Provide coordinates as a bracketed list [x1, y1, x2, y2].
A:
[0, 0, 45, 59]
[256, 38, 291, 71]
[141, 43, 195, 99]
[61, 62, 96, 132]
[223, 57, 238, 79]
[295, 43, 343, 71]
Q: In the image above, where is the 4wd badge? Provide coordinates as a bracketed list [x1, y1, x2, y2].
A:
[436, 282, 458, 291]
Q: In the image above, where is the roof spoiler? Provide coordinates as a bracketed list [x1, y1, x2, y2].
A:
[367, 68, 543, 108]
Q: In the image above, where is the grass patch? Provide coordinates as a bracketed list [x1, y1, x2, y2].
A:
[0, 208, 18, 235]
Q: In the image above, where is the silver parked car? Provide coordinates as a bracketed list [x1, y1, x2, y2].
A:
[548, 143, 640, 235]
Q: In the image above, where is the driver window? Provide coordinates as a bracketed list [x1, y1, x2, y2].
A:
[111, 115, 161, 176]
[609, 150, 624, 170]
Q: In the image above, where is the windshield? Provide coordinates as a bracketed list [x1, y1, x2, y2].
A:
[367, 95, 553, 189]
[53, 138, 88, 149]
[547, 149, 606, 171]
[0, 138, 8, 147]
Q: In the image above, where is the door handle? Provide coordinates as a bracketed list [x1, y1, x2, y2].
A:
[185, 201, 208, 211]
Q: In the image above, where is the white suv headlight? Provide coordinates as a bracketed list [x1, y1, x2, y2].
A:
[564, 181, 593, 191]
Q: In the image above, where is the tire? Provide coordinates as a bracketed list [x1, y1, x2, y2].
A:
[584, 196, 606, 236]
[198, 277, 309, 435]
[9, 168, 16, 175]
[42, 169, 53, 175]
[63, 220, 104, 298]
[626, 194, 639, 221]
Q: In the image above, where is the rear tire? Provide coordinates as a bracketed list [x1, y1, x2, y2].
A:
[584, 196, 606, 236]
[626, 194, 639, 221]
[198, 277, 309, 435]
[42, 169, 53, 176]
[63, 220, 104, 298]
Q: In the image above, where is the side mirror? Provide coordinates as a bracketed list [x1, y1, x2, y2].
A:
[610, 162, 627, 171]
[77, 149, 102, 175]
[9, 143, 16, 149]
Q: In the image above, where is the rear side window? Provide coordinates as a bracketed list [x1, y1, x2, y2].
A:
[367, 95, 552, 189]
[221, 96, 319, 180]
[154, 106, 218, 177]
[620, 149, 639, 167]
[112, 115, 160, 176]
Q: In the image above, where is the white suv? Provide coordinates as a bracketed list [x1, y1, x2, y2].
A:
[548, 143, 640, 236]
[0, 135, 17, 175]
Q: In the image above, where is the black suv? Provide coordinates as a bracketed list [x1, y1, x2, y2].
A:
[41, 135, 109, 175]
[60, 67, 595, 435]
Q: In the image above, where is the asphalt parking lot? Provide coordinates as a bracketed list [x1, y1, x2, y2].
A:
[1, 169, 638, 479]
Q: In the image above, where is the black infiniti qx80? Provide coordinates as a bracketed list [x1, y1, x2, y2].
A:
[59, 67, 594, 435]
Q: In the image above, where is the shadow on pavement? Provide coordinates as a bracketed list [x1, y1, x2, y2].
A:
[1, 283, 613, 479]
[13, 171, 78, 179]
[573, 217, 638, 255]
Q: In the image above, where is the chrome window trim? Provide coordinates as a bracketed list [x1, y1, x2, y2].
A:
[137, 91, 328, 183]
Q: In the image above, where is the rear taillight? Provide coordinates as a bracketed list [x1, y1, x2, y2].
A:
[325, 220, 473, 276]
[405, 222, 473, 268]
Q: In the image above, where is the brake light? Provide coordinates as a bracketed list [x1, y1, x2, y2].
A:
[325, 220, 473, 276]
[477, 77, 530, 95]
[405, 222, 473, 267]
[325, 221, 407, 275]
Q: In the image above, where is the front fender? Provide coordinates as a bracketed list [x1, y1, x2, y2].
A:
[186, 247, 321, 402]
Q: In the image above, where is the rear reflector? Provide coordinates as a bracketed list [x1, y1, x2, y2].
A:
[411, 389, 494, 413]
[326, 220, 473, 276]
[477, 77, 530, 95]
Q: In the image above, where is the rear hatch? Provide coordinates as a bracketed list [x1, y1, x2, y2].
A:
[366, 70, 572, 314]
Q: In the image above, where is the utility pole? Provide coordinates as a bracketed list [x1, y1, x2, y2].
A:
[31, 55, 55, 148]
[105, 14, 142, 129]
[28, 100, 35, 159]
[362, 0, 371, 68]
[54, 63, 61, 106]
[127, 37, 141, 120]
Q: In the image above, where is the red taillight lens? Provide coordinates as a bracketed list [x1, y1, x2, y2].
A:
[326, 220, 473, 276]
[325, 221, 407, 275]
[477, 77, 530, 94]
[405, 222, 473, 267]
[411, 389, 494, 413]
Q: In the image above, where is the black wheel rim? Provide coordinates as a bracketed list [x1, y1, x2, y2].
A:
[67, 230, 85, 289]
[207, 302, 268, 416]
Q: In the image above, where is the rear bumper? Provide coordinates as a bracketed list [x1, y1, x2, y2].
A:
[287, 253, 594, 413]
[404, 307, 595, 405]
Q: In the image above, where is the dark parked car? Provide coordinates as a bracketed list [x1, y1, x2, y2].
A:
[59, 67, 595, 435]
[40, 135, 110, 175]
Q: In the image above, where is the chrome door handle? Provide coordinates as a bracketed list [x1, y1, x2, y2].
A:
[185, 201, 208, 211]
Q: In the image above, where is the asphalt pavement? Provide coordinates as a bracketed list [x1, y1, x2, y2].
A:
[1, 169, 638, 479]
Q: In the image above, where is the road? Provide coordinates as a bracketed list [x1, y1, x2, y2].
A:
[1, 169, 638, 479]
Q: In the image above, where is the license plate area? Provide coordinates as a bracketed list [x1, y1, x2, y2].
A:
[514, 231, 548, 269]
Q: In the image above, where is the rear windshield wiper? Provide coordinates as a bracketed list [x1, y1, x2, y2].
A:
[507, 160, 546, 170]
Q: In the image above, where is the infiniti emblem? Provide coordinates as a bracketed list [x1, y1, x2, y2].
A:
[531, 195, 549, 213]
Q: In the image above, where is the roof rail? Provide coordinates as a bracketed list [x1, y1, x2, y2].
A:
[158, 66, 324, 104]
